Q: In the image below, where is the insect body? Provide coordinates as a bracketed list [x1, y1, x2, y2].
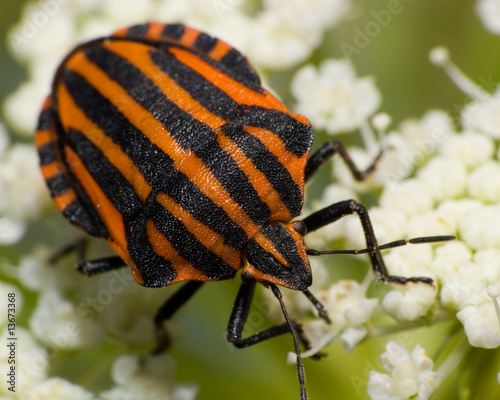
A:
[35, 22, 453, 399]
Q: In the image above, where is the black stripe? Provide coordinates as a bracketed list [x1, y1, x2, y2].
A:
[66, 128, 142, 219]
[62, 199, 109, 238]
[125, 23, 151, 38]
[150, 198, 236, 281]
[239, 106, 313, 157]
[150, 49, 242, 121]
[219, 48, 261, 87]
[161, 23, 185, 40]
[36, 106, 53, 131]
[222, 124, 303, 217]
[38, 142, 57, 165]
[152, 42, 263, 94]
[194, 33, 217, 52]
[243, 223, 311, 291]
[62, 69, 249, 249]
[85, 46, 271, 227]
[46, 172, 70, 198]
[127, 205, 177, 288]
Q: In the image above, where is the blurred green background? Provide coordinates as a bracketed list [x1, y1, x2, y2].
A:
[1, 1, 500, 400]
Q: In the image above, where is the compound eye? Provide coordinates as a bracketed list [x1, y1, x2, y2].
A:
[293, 221, 307, 236]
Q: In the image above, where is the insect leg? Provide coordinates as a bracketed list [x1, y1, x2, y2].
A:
[227, 282, 310, 400]
[152, 281, 205, 354]
[305, 140, 381, 183]
[302, 199, 433, 285]
[227, 282, 310, 347]
[49, 239, 128, 276]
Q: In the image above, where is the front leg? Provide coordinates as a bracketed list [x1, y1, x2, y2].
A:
[305, 140, 381, 183]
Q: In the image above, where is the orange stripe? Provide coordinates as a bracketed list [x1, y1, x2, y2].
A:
[179, 26, 201, 48]
[208, 40, 232, 61]
[147, 22, 165, 39]
[40, 160, 64, 180]
[243, 126, 307, 190]
[35, 129, 57, 148]
[253, 231, 289, 268]
[53, 189, 76, 212]
[67, 43, 259, 239]
[146, 219, 210, 283]
[242, 261, 292, 290]
[57, 83, 151, 203]
[156, 192, 241, 270]
[169, 47, 310, 126]
[63, 146, 134, 270]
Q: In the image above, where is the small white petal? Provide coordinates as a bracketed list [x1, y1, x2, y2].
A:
[30, 290, 104, 350]
[461, 91, 500, 138]
[431, 240, 472, 282]
[382, 283, 436, 321]
[459, 205, 500, 250]
[439, 130, 494, 168]
[457, 302, 500, 348]
[367, 371, 394, 400]
[340, 326, 367, 352]
[467, 161, 500, 203]
[380, 179, 434, 218]
[417, 157, 467, 202]
[0, 217, 26, 244]
[407, 209, 456, 238]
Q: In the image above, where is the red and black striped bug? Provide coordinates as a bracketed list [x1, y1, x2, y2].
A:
[35, 22, 454, 399]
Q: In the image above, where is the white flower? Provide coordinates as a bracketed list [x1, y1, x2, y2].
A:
[382, 283, 436, 322]
[476, 0, 500, 34]
[25, 377, 96, 400]
[29, 290, 104, 350]
[291, 59, 381, 134]
[298, 280, 379, 357]
[467, 161, 500, 203]
[459, 205, 500, 250]
[0, 143, 50, 244]
[379, 180, 434, 219]
[439, 130, 494, 169]
[367, 341, 438, 400]
[457, 285, 500, 348]
[100, 354, 198, 400]
[416, 157, 467, 202]
[461, 89, 500, 138]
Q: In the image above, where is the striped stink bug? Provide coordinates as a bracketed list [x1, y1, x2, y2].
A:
[35, 22, 453, 399]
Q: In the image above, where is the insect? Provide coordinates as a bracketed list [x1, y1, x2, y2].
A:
[35, 22, 454, 399]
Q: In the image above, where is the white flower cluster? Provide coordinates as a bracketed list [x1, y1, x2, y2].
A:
[0, 123, 50, 244]
[291, 59, 381, 134]
[367, 340, 438, 400]
[268, 43, 500, 400]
